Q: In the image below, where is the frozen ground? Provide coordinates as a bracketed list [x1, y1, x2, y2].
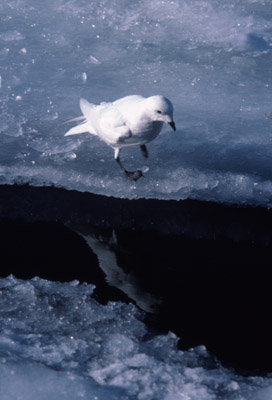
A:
[1, 0, 272, 205]
[0, 275, 272, 400]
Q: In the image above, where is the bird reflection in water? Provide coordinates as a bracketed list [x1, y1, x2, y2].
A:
[72, 224, 272, 375]
[80, 229, 162, 314]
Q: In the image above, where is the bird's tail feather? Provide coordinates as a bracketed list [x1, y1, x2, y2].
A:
[64, 116, 85, 124]
[79, 98, 95, 121]
[64, 98, 97, 136]
[64, 121, 90, 136]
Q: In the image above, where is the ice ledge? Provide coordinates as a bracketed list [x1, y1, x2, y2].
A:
[1, 183, 272, 243]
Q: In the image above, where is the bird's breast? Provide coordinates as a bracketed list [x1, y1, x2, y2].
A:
[129, 121, 163, 143]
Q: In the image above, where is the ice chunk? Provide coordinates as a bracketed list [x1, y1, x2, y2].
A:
[0, 276, 272, 400]
[0, 277, 272, 400]
[0, 360, 122, 400]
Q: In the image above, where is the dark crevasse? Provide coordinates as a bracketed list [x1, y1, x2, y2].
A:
[1, 184, 272, 375]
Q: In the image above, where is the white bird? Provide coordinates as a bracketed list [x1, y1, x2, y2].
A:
[64, 95, 176, 180]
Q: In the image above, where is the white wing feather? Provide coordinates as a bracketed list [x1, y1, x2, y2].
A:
[64, 98, 131, 144]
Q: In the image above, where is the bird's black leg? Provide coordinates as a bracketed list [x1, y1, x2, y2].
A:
[140, 144, 149, 158]
[114, 148, 143, 181]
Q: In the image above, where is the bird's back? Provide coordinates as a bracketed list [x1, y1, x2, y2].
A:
[113, 95, 144, 108]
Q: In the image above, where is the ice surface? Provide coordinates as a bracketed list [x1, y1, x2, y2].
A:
[1, 0, 272, 205]
[0, 275, 272, 400]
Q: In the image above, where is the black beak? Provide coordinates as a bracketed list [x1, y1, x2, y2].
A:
[168, 121, 176, 131]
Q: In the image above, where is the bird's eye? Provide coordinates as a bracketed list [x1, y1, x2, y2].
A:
[157, 110, 162, 114]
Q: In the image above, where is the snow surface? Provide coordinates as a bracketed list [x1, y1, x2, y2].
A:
[0, 275, 272, 400]
[1, 0, 272, 205]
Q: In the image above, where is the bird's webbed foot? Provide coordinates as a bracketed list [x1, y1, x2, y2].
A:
[123, 169, 144, 181]
[115, 152, 144, 181]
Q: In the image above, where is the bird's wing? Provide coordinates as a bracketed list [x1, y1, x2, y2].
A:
[95, 103, 131, 146]
[64, 98, 132, 144]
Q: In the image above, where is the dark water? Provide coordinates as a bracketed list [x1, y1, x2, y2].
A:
[1, 184, 272, 375]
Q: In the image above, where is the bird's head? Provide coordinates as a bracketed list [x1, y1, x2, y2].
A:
[145, 95, 176, 131]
